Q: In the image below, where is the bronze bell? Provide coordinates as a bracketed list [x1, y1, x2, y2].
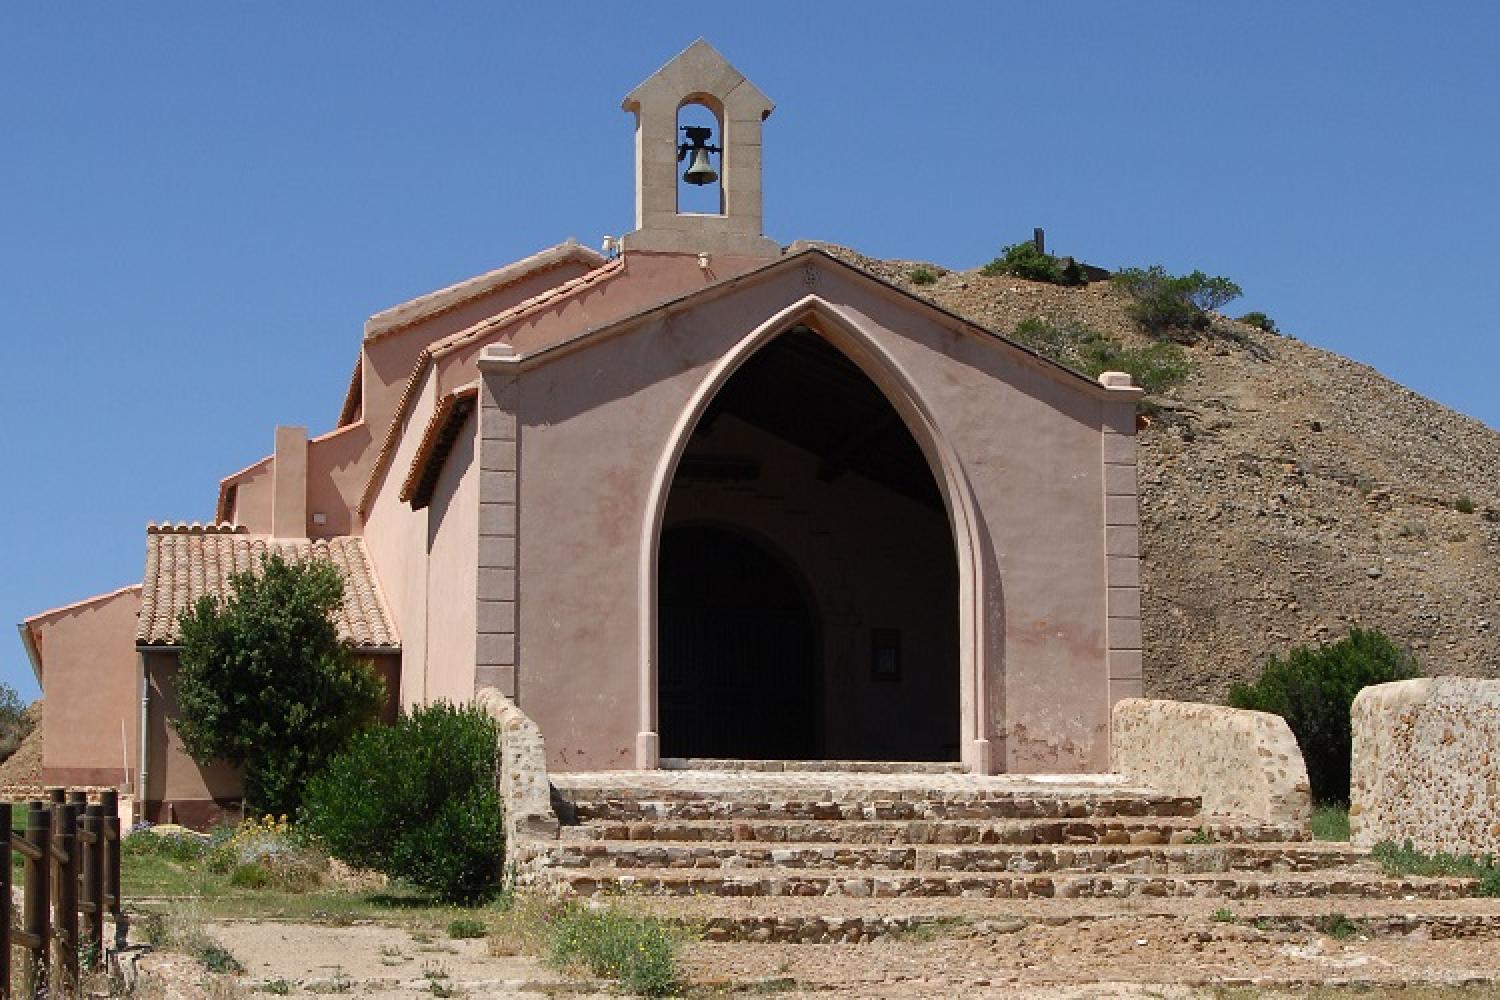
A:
[682, 147, 718, 186]
[678, 124, 722, 187]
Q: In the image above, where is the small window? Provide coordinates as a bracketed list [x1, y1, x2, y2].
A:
[871, 628, 902, 682]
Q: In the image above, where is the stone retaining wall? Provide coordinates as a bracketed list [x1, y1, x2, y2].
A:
[1110, 699, 1311, 827]
[1351, 677, 1500, 855]
[476, 687, 559, 846]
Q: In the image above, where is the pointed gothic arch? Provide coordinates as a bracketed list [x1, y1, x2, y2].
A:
[637, 295, 996, 772]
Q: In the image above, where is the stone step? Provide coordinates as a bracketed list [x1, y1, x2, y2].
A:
[612, 895, 1500, 944]
[543, 840, 1365, 875]
[558, 791, 1201, 823]
[551, 866, 1473, 901]
[659, 758, 967, 774]
[558, 815, 1304, 845]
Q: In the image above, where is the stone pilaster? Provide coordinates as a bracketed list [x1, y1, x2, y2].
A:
[1099, 374, 1144, 704]
[476, 347, 520, 696]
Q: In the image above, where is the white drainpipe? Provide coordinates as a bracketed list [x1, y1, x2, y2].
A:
[137, 651, 151, 812]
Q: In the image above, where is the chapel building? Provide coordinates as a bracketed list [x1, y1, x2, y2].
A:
[19, 41, 1144, 825]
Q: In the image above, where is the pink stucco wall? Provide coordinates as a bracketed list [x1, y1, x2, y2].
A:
[27, 586, 141, 788]
[485, 255, 1136, 774]
[363, 367, 440, 707]
[423, 410, 479, 702]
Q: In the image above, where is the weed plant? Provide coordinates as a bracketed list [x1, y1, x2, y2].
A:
[1372, 840, 1500, 896]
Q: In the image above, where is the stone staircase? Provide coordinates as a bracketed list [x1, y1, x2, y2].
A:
[527, 762, 1494, 942]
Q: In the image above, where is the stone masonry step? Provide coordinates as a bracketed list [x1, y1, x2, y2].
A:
[612, 895, 1500, 944]
[551, 866, 1473, 901]
[659, 758, 967, 774]
[558, 791, 1201, 823]
[542, 841, 1366, 875]
[557, 815, 1305, 845]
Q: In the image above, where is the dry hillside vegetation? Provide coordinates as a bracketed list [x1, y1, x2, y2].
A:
[808, 243, 1500, 700]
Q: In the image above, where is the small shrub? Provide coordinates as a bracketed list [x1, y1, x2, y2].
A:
[548, 903, 679, 998]
[1310, 804, 1350, 842]
[982, 241, 1086, 286]
[448, 917, 487, 939]
[1112, 265, 1242, 337]
[230, 862, 271, 889]
[1211, 907, 1236, 923]
[1012, 318, 1192, 395]
[1316, 913, 1360, 940]
[1238, 310, 1279, 334]
[302, 702, 504, 903]
[1228, 629, 1420, 803]
[261, 980, 293, 996]
[908, 266, 938, 285]
[1455, 495, 1477, 514]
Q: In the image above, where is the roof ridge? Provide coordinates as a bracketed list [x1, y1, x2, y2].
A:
[355, 255, 628, 519]
[428, 254, 628, 359]
[364, 240, 606, 342]
[147, 522, 247, 535]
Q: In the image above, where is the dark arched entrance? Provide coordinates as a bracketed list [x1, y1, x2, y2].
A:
[657, 326, 960, 762]
[658, 524, 821, 759]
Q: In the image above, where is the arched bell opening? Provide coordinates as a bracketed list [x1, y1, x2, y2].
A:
[656, 326, 961, 762]
[675, 97, 725, 216]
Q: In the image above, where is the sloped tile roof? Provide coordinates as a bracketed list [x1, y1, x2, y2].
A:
[136, 524, 399, 650]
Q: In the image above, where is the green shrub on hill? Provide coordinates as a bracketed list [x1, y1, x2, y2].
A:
[1012, 318, 1192, 395]
[1112, 265, 1242, 336]
[1228, 628, 1420, 804]
[982, 241, 1087, 286]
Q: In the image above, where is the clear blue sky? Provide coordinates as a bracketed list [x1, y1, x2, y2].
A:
[3, 4, 1497, 701]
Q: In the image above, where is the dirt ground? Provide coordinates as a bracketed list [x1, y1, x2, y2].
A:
[679, 916, 1500, 998]
[123, 913, 1500, 998]
[132, 920, 613, 998]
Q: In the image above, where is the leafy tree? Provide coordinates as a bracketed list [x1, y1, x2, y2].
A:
[1111, 265, 1242, 336]
[0, 682, 33, 762]
[301, 702, 504, 903]
[1228, 628, 1419, 804]
[175, 553, 384, 816]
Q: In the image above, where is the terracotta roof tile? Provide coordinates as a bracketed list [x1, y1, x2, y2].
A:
[136, 524, 399, 650]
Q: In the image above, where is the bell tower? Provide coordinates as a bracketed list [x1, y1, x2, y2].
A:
[621, 39, 779, 259]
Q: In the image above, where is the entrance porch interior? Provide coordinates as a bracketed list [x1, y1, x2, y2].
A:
[659, 327, 959, 762]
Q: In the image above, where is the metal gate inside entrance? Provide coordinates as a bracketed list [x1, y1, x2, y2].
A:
[658, 524, 821, 759]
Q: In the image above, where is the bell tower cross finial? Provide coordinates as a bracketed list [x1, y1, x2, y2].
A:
[620, 39, 779, 259]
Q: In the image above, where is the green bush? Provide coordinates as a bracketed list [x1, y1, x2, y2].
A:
[448, 917, 487, 939]
[1456, 495, 1477, 515]
[302, 702, 504, 903]
[1238, 310, 1279, 334]
[175, 553, 385, 816]
[1012, 318, 1192, 395]
[547, 903, 679, 998]
[982, 242, 1086, 286]
[1112, 265, 1242, 336]
[908, 266, 938, 285]
[1227, 629, 1419, 803]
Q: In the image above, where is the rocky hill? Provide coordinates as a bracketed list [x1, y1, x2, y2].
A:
[809, 243, 1500, 701]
